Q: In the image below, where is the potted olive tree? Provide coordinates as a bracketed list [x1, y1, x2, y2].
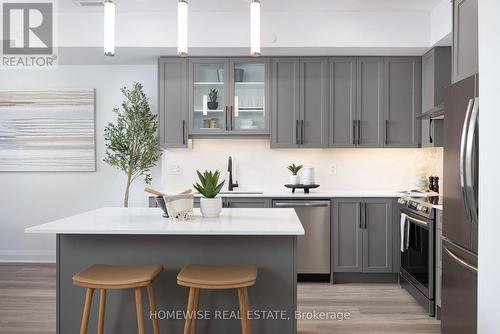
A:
[287, 163, 303, 185]
[193, 170, 225, 218]
[104, 82, 162, 207]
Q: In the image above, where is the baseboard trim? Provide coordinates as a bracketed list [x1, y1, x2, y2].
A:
[331, 272, 399, 283]
[0, 249, 56, 263]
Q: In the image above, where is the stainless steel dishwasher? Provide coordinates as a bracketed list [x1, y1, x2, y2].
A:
[273, 200, 331, 275]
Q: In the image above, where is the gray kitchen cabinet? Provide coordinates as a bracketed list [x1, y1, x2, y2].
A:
[452, 0, 478, 83]
[329, 57, 356, 147]
[271, 58, 301, 148]
[333, 198, 393, 273]
[421, 47, 450, 148]
[333, 199, 363, 272]
[158, 58, 188, 148]
[356, 58, 384, 147]
[300, 58, 329, 148]
[225, 197, 271, 208]
[362, 198, 393, 272]
[188, 57, 270, 136]
[383, 57, 421, 148]
[271, 57, 327, 148]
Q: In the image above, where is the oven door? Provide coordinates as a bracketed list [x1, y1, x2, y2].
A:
[400, 212, 434, 299]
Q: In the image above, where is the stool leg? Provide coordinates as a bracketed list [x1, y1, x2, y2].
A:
[97, 289, 106, 334]
[243, 288, 253, 334]
[135, 288, 145, 334]
[146, 284, 160, 334]
[237, 288, 248, 334]
[79, 288, 94, 334]
[183, 288, 195, 334]
[190, 288, 200, 334]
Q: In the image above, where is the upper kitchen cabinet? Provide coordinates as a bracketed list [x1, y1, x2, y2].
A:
[452, 0, 478, 83]
[158, 58, 188, 148]
[188, 58, 230, 135]
[356, 57, 385, 147]
[421, 47, 451, 148]
[383, 57, 421, 148]
[188, 57, 270, 136]
[329, 57, 357, 148]
[271, 57, 328, 148]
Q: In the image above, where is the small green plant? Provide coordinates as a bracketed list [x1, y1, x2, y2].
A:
[193, 170, 225, 198]
[208, 89, 219, 103]
[287, 163, 303, 175]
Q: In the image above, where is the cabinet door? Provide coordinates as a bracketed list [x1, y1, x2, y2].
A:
[299, 57, 328, 148]
[158, 58, 187, 148]
[229, 58, 270, 135]
[333, 199, 363, 272]
[383, 57, 421, 148]
[271, 58, 301, 148]
[225, 197, 271, 208]
[329, 57, 356, 148]
[188, 58, 230, 135]
[452, 0, 478, 83]
[422, 50, 436, 113]
[356, 58, 384, 147]
[362, 198, 393, 272]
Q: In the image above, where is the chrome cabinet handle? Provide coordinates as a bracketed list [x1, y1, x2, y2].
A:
[444, 246, 478, 273]
[460, 99, 474, 225]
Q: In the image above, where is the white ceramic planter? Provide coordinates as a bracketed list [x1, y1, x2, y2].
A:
[289, 174, 300, 185]
[200, 197, 222, 218]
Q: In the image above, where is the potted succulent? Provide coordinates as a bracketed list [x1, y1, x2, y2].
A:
[193, 170, 225, 218]
[287, 163, 303, 185]
[207, 89, 219, 110]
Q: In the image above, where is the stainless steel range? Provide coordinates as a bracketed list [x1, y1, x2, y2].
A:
[398, 195, 441, 317]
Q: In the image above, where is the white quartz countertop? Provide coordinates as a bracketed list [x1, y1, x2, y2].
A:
[25, 207, 305, 236]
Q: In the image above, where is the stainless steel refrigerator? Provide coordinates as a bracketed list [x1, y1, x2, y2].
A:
[441, 74, 479, 334]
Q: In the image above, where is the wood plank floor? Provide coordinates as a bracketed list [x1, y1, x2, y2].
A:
[0, 264, 440, 334]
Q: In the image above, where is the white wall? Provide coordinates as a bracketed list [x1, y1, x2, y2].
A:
[162, 140, 443, 194]
[0, 65, 160, 262]
[478, 0, 500, 332]
[429, 0, 452, 46]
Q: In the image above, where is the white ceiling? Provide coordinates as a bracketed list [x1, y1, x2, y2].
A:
[63, 0, 444, 13]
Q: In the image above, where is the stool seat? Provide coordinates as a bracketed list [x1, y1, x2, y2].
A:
[73, 264, 163, 289]
[177, 264, 257, 289]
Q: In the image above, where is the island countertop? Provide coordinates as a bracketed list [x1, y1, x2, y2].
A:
[25, 207, 305, 235]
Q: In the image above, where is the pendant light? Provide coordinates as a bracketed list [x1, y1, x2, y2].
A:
[250, 0, 261, 56]
[104, 0, 115, 56]
[178, 0, 188, 57]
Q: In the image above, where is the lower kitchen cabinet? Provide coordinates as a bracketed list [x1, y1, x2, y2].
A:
[333, 198, 393, 273]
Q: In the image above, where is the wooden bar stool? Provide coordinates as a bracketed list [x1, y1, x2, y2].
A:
[177, 264, 257, 334]
[72, 264, 163, 334]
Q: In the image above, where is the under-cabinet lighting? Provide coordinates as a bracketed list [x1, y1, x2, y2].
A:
[104, 0, 115, 56]
[178, 0, 188, 57]
[250, 0, 261, 56]
[202, 95, 208, 116]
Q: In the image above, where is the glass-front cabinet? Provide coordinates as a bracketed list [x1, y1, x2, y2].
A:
[188, 58, 270, 135]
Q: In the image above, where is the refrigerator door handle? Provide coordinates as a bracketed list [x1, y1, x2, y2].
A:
[460, 99, 474, 225]
[465, 97, 479, 226]
[443, 246, 478, 273]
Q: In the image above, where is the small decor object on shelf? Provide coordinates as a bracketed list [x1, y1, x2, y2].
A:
[287, 163, 303, 185]
[234, 68, 245, 82]
[104, 82, 162, 207]
[209, 118, 219, 129]
[301, 167, 315, 185]
[207, 89, 219, 110]
[193, 170, 225, 218]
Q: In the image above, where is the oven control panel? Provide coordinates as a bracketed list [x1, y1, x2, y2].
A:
[398, 197, 434, 218]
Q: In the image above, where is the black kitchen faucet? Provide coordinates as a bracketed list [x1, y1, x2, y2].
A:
[227, 156, 239, 191]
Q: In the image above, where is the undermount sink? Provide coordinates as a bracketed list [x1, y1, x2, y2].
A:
[218, 191, 263, 195]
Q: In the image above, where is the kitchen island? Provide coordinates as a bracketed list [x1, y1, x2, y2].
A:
[25, 207, 304, 334]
